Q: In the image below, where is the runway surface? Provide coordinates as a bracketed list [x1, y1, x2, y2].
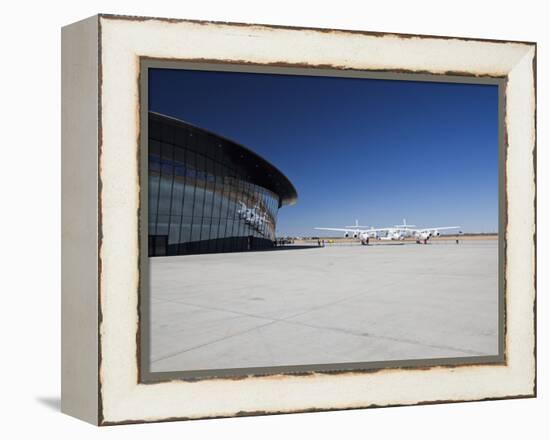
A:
[148, 240, 499, 373]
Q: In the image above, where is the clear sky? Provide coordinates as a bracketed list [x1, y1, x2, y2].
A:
[149, 68, 499, 235]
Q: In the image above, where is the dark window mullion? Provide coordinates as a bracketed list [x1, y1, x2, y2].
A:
[234, 178, 246, 251]
[223, 174, 237, 253]
[210, 161, 223, 253]
[153, 142, 163, 236]
[176, 132, 188, 254]
[219, 175, 229, 253]
[243, 180, 255, 250]
[164, 140, 176, 255]
[187, 135, 198, 247]
[197, 153, 209, 253]
[206, 157, 218, 253]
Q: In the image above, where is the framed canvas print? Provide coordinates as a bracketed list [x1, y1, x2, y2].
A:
[61, 14, 536, 425]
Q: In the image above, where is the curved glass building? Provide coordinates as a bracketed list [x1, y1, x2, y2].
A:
[148, 112, 298, 256]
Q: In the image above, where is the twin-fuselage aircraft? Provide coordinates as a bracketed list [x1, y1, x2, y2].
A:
[315, 219, 461, 245]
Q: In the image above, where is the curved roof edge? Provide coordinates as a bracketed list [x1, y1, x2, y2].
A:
[149, 112, 298, 207]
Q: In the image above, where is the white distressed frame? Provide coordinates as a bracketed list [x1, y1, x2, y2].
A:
[62, 14, 536, 425]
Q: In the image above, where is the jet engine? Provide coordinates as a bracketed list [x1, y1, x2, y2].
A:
[418, 231, 431, 240]
[344, 232, 349, 238]
[353, 232, 359, 238]
[433, 231, 441, 237]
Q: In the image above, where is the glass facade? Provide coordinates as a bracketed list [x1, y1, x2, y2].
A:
[148, 112, 297, 256]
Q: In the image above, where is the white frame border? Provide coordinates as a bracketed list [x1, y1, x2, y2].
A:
[94, 15, 535, 424]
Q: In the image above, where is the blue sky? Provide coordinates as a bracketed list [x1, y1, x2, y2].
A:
[149, 68, 499, 235]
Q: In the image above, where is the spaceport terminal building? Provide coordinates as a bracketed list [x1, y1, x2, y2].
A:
[148, 112, 298, 256]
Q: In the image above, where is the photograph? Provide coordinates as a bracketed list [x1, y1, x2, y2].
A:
[143, 65, 503, 376]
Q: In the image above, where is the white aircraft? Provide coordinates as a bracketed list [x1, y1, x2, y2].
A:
[382, 219, 462, 243]
[379, 218, 417, 241]
[314, 220, 388, 245]
[315, 218, 461, 245]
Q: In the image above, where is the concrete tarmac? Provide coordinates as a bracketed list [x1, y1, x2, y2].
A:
[149, 240, 499, 373]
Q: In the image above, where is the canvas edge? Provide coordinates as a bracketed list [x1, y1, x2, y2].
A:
[60, 14, 101, 425]
[96, 12, 537, 46]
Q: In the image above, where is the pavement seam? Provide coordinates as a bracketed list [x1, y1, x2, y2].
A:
[151, 296, 488, 366]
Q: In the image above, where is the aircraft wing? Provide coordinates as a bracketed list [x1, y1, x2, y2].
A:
[314, 227, 390, 233]
[414, 226, 461, 232]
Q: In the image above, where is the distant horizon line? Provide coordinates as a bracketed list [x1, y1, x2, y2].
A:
[276, 231, 498, 237]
